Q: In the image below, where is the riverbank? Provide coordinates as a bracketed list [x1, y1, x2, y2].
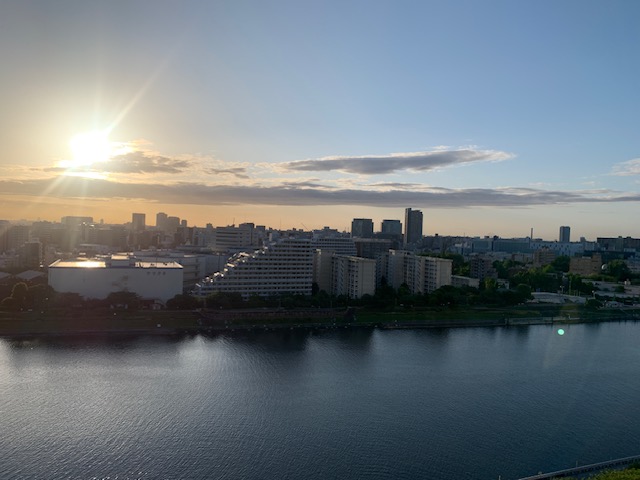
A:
[1, 304, 639, 338]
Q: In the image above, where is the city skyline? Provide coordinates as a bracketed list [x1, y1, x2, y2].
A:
[1, 1, 639, 240]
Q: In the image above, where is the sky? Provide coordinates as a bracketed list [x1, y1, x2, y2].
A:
[1, 0, 639, 240]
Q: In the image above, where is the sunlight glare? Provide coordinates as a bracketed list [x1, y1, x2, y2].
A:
[67, 130, 112, 167]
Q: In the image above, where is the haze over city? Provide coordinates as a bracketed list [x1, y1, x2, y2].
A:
[1, 1, 639, 240]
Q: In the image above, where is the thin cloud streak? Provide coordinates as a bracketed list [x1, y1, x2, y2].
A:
[281, 149, 514, 175]
[611, 158, 640, 176]
[208, 167, 249, 179]
[1, 176, 639, 208]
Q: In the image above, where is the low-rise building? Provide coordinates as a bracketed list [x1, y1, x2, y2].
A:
[451, 275, 480, 289]
[569, 254, 602, 276]
[48, 255, 183, 302]
[533, 248, 557, 267]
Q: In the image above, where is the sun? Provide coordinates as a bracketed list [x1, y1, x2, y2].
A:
[67, 130, 112, 167]
[55, 130, 133, 176]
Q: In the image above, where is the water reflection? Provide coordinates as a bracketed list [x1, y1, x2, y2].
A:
[2, 322, 640, 480]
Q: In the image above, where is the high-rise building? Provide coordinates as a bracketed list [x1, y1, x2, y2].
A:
[404, 208, 423, 246]
[312, 236, 357, 256]
[379, 250, 451, 294]
[156, 212, 168, 230]
[131, 213, 146, 232]
[194, 238, 314, 299]
[331, 255, 376, 299]
[351, 218, 374, 238]
[166, 216, 181, 234]
[313, 251, 376, 299]
[559, 226, 571, 243]
[210, 224, 256, 251]
[6, 225, 31, 251]
[381, 219, 402, 235]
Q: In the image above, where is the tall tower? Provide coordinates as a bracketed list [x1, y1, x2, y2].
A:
[404, 208, 423, 246]
[351, 218, 374, 238]
[559, 226, 570, 243]
[131, 213, 146, 232]
[156, 212, 168, 230]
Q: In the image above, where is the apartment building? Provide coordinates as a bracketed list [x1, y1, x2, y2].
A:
[195, 238, 314, 299]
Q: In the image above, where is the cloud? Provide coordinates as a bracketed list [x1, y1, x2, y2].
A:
[42, 150, 192, 174]
[208, 167, 249, 179]
[611, 158, 640, 176]
[1, 176, 638, 209]
[280, 148, 514, 175]
[92, 151, 191, 174]
[361, 181, 429, 190]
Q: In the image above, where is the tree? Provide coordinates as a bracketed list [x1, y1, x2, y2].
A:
[551, 256, 570, 273]
[25, 284, 54, 309]
[514, 284, 532, 303]
[167, 294, 201, 310]
[0, 282, 28, 310]
[1, 296, 18, 310]
[607, 260, 631, 282]
[206, 292, 244, 309]
[430, 285, 461, 307]
[53, 292, 84, 308]
[10, 282, 28, 308]
[586, 298, 603, 310]
[105, 291, 141, 310]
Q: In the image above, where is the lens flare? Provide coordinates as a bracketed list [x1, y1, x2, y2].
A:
[66, 130, 112, 167]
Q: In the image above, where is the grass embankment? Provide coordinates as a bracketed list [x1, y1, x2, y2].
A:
[568, 467, 640, 479]
[0, 309, 201, 336]
[1, 304, 639, 337]
[353, 303, 640, 326]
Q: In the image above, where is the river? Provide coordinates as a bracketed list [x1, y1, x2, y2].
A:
[1, 321, 640, 479]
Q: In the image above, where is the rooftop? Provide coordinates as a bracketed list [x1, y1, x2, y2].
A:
[49, 256, 182, 269]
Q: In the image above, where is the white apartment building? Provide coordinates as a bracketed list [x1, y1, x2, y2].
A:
[380, 250, 452, 294]
[311, 236, 357, 256]
[332, 255, 376, 299]
[48, 254, 183, 302]
[193, 238, 313, 299]
[314, 251, 376, 298]
[529, 240, 586, 257]
[406, 255, 452, 294]
[192, 224, 261, 252]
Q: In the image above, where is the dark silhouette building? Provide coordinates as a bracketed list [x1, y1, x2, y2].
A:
[404, 208, 423, 246]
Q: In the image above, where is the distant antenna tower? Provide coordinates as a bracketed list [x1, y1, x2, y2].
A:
[530, 228, 533, 239]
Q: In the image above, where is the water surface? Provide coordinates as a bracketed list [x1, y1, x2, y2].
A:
[1, 322, 639, 479]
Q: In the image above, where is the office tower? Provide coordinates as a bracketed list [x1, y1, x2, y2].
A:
[351, 218, 374, 238]
[156, 212, 168, 230]
[381, 219, 402, 235]
[404, 208, 423, 246]
[166, 216, 181, 234]
[559, 226, 571, 243]
[131, 213, 146, 232]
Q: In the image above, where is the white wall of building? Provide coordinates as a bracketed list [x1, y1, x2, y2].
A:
[49, 257, 183, 302]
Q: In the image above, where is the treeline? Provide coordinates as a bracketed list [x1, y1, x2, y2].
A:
[1, 283, 52, 311]
[167, 279, 534, 311]
[0, 283, 143, 312]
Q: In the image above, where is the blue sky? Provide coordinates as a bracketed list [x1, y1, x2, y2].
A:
[1, 0, 639, 240]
